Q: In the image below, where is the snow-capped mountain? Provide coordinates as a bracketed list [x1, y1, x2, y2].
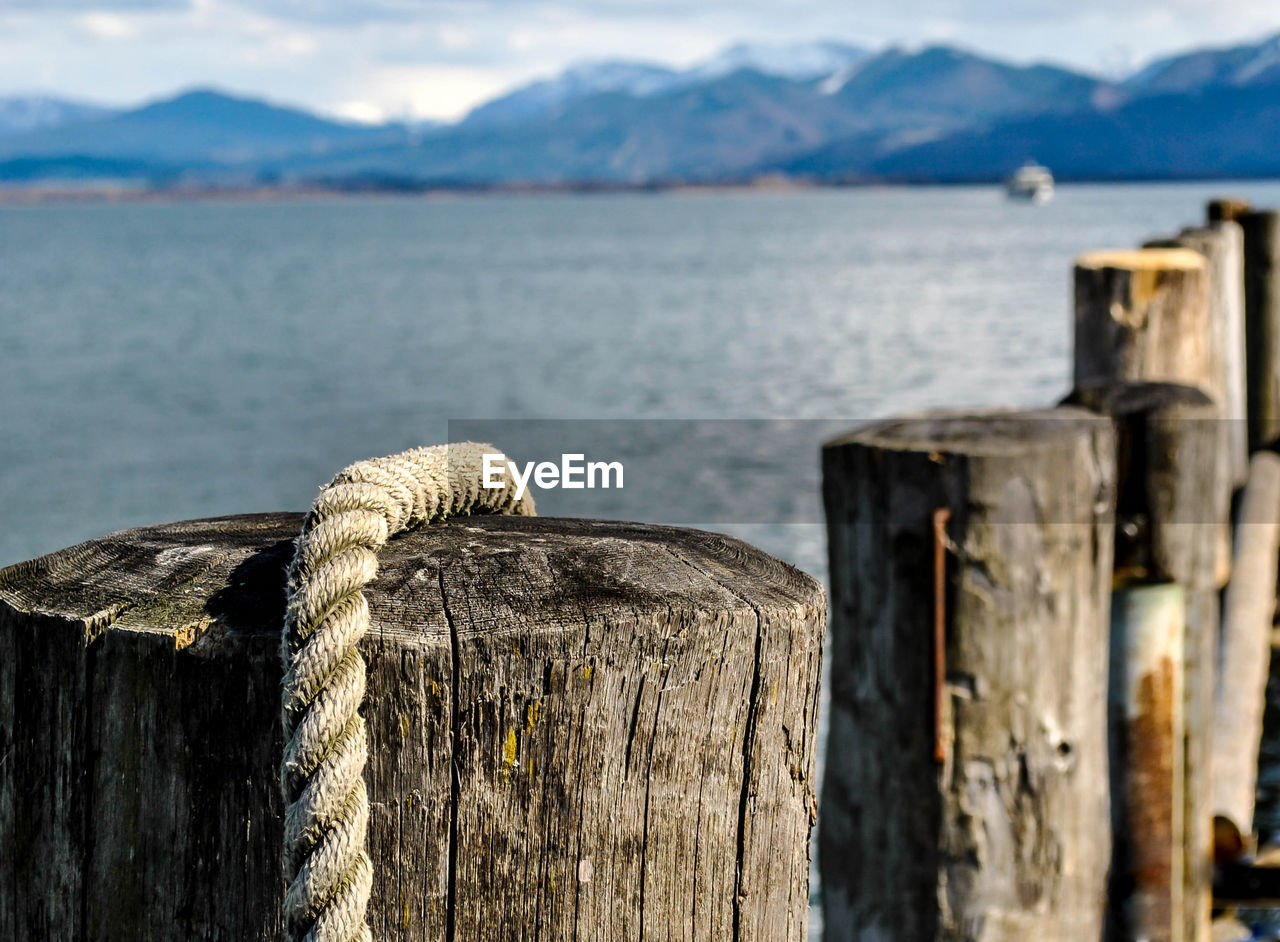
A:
[685, 41, 869, 84]
[0, 96, 117, 136]
[463, 61, 682, 127]
[1123, 32, 1280, 95]
[462, 41, 869, 128]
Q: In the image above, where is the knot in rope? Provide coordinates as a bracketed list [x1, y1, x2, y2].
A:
[280, 442, 534, 942]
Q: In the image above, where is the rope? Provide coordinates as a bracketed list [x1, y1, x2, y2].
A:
[280, 442, 535, 942]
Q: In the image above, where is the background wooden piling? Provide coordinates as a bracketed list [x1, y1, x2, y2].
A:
[1065, 381, 1226, 942]
[1208, 199, 1253, 225]
[0, 514, 825, 941]
[1074, 248, 1210, 394]
[1145, 224, 1248, 489]
[1240, 212, 1280, 451]
[820, 408, 1115, 941]
[1108, 582, 1186, 942]
[1064, 381, 1226, 584]
[1214, 452, 1280, 839]
[1073, 251, 1232, 934]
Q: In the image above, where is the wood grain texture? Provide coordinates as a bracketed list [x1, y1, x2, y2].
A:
[820, 408, 1116, 942]
[0, 513, 824, 942]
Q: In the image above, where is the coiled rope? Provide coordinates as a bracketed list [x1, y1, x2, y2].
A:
[280, 443, 535, 942]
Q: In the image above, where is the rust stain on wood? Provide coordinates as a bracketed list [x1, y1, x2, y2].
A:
[932, 506, 950, 765]
[1128, 656, 1179, 938]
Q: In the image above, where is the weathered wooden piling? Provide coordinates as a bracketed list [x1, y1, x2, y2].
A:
[1073, 254, 1232, 930]
[0, 514, 825, 941]
[1065, 381, 1226, 942]
[1064, 381, 1226, 585]
[1208, 199, 1252, 225]
[1214, 452, 1280, 839]
[1145, 223, 1248, 488]
[1108, 582, 1186, 942]
[1240, 212, 1280, 450]
[1074, 248, 1211, 394]
[820, 408, 1115, 941]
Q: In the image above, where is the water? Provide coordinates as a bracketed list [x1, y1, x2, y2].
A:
[8, 181, 1280, 573]
[5, 181, 1280, 935]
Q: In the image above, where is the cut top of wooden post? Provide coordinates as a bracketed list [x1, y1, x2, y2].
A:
[0, 513, 819, 646]
[1074, 247, 1211, 392]
[829, 406, 1113, 478]
[1076, 248, 1207, 274]
[1208, 199, 1253, 223]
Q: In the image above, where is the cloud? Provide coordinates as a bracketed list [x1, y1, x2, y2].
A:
[0, 0, 1276, 121]
[349, 64, 513, 119]
[77, 11, 141, 37]
[0, 0, 188, 8]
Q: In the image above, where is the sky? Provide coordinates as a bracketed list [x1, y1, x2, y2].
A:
[1, 0, 1278, 123]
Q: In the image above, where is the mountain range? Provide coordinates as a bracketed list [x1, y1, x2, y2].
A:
[0, 96, 118, 137]
[3, 33, 1280, 189]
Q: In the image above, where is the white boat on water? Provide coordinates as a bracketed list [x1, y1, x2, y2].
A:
[1005, 161, 1054, 203]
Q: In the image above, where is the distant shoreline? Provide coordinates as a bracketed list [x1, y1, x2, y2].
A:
[1, 173, 1278, 205]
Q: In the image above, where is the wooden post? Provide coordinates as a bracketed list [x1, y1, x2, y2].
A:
[1065, 380, 1226, 942]
[1214, 452, 1280, 838]
[1108, 582, 1186, 942]
[1064, 381, 1225, 585]
[1240, 212, 1280, 450]
[820, 408, 1115, 941]
[1073, 251, 1233, 908]
[1074, 248, 1210, 392]
[1208, 199, 1252, 224]
[0, 514, 825, 941]
[1145, 224, 1248, 489]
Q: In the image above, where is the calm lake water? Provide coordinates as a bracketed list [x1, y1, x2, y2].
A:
[6, 182, 1280, 935]
[8, 181, 1280, 574]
